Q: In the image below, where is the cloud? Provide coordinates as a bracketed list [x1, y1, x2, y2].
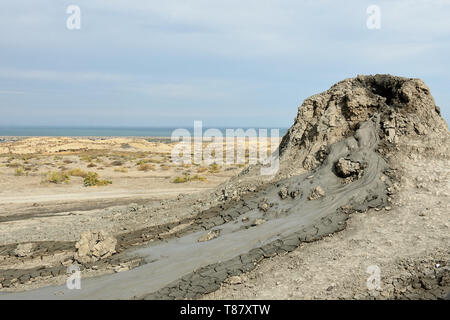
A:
[0, 0, 449, 126]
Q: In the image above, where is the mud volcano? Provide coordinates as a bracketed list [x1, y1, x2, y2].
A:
[1, 74, 448, 299]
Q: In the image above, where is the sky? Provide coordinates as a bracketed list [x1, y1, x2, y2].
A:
[0, 0, 449, 128]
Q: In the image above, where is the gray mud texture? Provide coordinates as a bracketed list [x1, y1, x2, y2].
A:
[1, 74, 448, 299]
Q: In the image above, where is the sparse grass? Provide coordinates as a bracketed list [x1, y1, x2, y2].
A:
[80, 155, 92, 162]
[83, 172, 112, 187]
[7, 162, 21, 168]
[67, 168, 88, 178]
[208, 163, 220, 173]
[114, 167, 128, 173]
[14, 167, 25, 176]
[160, 164, 170, 171]
[138, 162, 155, 171]
[172, 174, 206, 183]
[148, 158, 162, 164]
[197, 167, 208, 173]
[191, 174, 207, 182]
[42, 171, 70, 184]
[172, 175, 190, 183]
[87, 162, 97, 168]
[136, 159, 149, 165]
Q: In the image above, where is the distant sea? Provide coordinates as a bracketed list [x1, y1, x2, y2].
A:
[0, 127, 288, 137]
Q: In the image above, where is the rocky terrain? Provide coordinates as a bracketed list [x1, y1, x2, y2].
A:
[0, 74, 448, 300]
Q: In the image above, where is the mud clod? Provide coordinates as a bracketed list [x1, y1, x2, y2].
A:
[278, 186, 289, 199]
[335, 158, 364, 182]
[14, 243, 34, 257]
[198, 229, 221, 242]
[308, 186, 325, 200]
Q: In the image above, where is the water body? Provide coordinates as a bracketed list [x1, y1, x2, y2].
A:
[0, 127, 288, 137]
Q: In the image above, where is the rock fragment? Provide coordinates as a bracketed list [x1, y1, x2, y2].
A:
[225, 276, 243, 285]
[308, 186, 325, 200]
[74, 231, 117, 264]
[14, 243, 34, 257]
[251, 219, 266, 226]
[198, 229, 221, 242]
[258, 198, 270, 212]
[335, 158, 360, 177]
[278, 186, 288, 199]
[290, 190, 300, 199]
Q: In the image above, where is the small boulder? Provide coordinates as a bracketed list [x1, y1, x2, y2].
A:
[334, 158, 366, 183]
[335, 158, 361, 177]
[14, 243, 34, 257]
[74, 231, 117, 264]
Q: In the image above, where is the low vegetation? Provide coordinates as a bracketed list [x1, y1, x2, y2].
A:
[208, 163, 220, 173]
[138, 162, 155, 171]
[67, 168, 88, 178]
[14, 167, 25, 176]
[172, 174, 206, 183]
[42, 171, 70, 184]
[83, 172, 112, 187]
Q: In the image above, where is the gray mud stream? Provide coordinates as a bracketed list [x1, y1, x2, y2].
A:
[0, 117, 390, 299]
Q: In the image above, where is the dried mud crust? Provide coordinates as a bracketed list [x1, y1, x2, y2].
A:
[0, 185, 269, 289]
[140, 209, 350, 300]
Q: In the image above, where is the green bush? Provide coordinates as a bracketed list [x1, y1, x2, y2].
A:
[208, 163, 220, 173]
[172, 174, 206, 183]
[83, 172, 112, 187]
[43, 171, 70, 184]
[14, 167, 25, 176]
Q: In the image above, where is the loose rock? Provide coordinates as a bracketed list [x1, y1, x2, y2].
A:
[74, 231, 117, 264]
